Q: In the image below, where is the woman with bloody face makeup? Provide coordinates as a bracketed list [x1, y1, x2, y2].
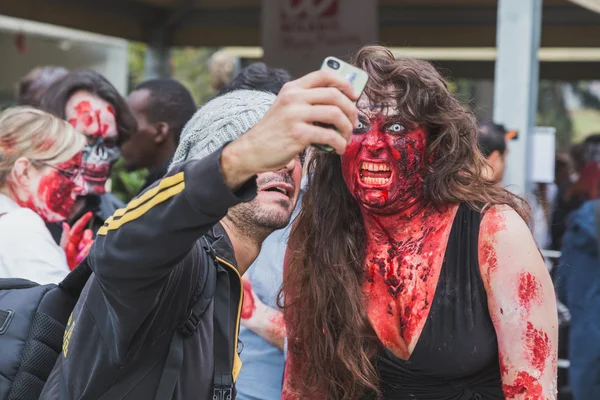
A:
[0, 107, 89, 284]
[282, 46, 558, 400]
[39, 70, 137, 240]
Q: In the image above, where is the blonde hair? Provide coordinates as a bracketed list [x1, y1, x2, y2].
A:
[0, 106, 86, 187]
[209, 50, 240, 90]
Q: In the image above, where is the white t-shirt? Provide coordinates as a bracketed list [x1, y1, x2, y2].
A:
[0, 194, 69, 285]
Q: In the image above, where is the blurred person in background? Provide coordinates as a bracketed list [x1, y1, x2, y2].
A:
[0, 107, 91, 283]
[209, 49, 241, 93]
[476, 121, 512, 183]
[551, 142, 588, 251]
[15, 66, 68, 107]
[218, 62, 292, 97]
[224, 63, 295, 400]
[556, 134, 600, 400]
[40, 70, 137, 239]
[121, 79, 196, 193]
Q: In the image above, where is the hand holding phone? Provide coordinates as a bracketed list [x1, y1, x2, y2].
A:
[220, 67, 361, 188]
[313, 56, 369, 152]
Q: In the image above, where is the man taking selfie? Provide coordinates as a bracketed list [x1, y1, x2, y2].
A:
[40, 70, 359, 399]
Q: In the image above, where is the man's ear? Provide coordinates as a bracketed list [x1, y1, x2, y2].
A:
[154, 122, 170, 144]
[11, 157, 33, 186]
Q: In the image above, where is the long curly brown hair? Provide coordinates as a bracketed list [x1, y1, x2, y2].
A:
[281, 46, 529, 399]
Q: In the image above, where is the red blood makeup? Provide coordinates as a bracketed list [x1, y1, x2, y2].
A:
[14, 153, 84, 223]
[341, 115, 427, 214]
[340, 108, 458, 359]
[37, 158, 79, 219]
[65, 92, 120, 195]
[241, 279, 257, 319]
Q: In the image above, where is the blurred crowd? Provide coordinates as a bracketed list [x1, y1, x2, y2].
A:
[0, 47, 598, 400]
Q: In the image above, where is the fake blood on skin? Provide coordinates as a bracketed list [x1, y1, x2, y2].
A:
[341, 114, 456, 359]
[38, 154, 82, 220]
[502, 371, 544, 399]
[241, 279, 256, 319]
[12, 154, 82, 222]
[68, 101, 113, 139]
[525, 322, 551, 373]
[518, 272, 541, 312]
[478, 208, 507, 287]
[266, 312, 286, 342]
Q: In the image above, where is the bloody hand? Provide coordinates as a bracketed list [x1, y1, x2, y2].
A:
[61, 212, 94, 270]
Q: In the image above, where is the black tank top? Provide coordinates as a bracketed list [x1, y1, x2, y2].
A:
[373, 204, 504, 400]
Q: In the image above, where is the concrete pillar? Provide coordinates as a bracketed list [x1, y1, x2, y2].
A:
[144, 30, 172, 79]
[493, 0, 543, 194]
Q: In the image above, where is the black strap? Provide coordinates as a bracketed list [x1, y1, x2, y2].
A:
[96, 332, 173, 400]
[153, 237, 217, 400]
[153, 334, 184, 400]
[206, 245, 234, 400]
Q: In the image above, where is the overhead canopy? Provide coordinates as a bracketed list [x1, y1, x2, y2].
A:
[2, 0, 600, 79]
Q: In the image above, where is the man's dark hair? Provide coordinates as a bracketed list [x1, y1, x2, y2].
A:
[132, 79, 196, 143]
[15, 66, 68, 107]
[218, 62, 292, 96]
[39, 70, 137, 145]
[477, 121, 507, 158]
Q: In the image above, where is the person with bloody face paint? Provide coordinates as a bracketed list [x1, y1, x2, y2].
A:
[282, 46, 558, 400]
[0, 107, 90, 284]
[39, 70, 137, 240]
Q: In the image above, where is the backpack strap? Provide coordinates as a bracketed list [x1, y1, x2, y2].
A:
[58, 262, 93, 298]
[153, 236, 217, 400]
[211, 262, 234, 400]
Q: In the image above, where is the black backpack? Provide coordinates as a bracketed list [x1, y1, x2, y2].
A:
[0, 234, 228, 400]
[0, 263, 90, 400]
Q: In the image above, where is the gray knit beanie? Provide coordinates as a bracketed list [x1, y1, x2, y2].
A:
[170, 90, 276, 167]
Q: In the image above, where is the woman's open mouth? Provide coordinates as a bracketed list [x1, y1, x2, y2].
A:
[359, 161, 392, 186]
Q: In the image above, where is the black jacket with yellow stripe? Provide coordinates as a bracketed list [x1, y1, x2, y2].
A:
[40, 147, 257, 400]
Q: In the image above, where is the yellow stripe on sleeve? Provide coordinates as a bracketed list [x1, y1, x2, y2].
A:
[105, 181, 185, 232]
[123, 172, 184, 213]
[97, 172, 185, 235]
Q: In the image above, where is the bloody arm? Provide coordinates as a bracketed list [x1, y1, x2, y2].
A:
[240, 278, 286, 351]
[479, 206, 558, 400]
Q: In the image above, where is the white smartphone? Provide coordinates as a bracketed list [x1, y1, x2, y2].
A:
[313, 56, 369, 152]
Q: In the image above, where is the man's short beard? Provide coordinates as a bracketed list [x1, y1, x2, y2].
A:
[226, 199, 292, 243]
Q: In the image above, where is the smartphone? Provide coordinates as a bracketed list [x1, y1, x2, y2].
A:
[313, 56, 369, 152]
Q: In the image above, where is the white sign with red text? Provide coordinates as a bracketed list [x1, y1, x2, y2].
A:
[262, 0, 378, 77]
